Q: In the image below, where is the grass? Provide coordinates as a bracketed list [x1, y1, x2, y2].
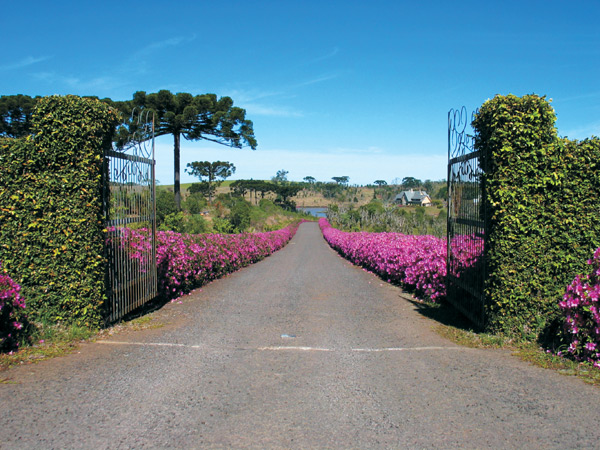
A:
[0, 323, 96, 372]
[415, 299, 600, 386]
[0, 315, 164, 372]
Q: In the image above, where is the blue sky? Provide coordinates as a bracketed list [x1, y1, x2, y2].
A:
[2, 1, 599, 185]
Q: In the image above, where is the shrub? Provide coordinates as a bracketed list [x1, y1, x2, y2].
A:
[158, 212, 186, 233]
[156, 190, 178, 224]
[0, 263, 26, 352]
[560, 248, 600, 367]
[183, 192, 208, 215]
[212, 217, 234, 234]
[185, 214, 210, 234]
[319, 218, 446, 301]
[229, 199, 252, 232]
[116, 222, 304, 300]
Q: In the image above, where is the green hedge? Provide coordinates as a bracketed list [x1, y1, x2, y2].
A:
[0, 96, 118, 328]
[473, 94, 600, 335]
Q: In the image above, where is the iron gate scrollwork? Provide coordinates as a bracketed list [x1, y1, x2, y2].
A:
[447, 107, 486, 328]
[104, 109, 157, 323]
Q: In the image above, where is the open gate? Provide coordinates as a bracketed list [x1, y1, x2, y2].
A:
[104, 110, 157, 322]
[447, 107, 487, 328]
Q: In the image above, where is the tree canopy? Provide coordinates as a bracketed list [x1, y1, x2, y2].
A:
[230, 179, 274, 204]
[332, 176, 350, 185]
[0, 94, 40, 138]
[113, 90, 256, 209]
[274, 183, 303, 210]
[401, 177, 422, 188]
[186, 160, 236, 204]
[272, 169, 289, 183]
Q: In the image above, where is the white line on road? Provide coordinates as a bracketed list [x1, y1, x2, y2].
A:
[258, 346, 333, 352]
[98, 341, 206, 349]
[351, 346, 464, 352]
[98, 341, 467, 353]
[260, 346, 466, 352]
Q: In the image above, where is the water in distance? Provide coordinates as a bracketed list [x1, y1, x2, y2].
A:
[297, 207, 327, 218]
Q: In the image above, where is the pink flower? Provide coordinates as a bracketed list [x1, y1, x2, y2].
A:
[585, 342, 597, 352]
[318, 218, 447, 301]
[560, 247, 600, 364]
[1, 262, 26, 352]
[112, 222, 304, 301]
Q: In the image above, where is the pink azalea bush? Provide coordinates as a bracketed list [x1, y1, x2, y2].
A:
[448, 234, 484, 279]
[319, 218, 447, 300]
[0, 262, 26, 352]
[560, 247, 600, 367]
[116, 222, 303, 300]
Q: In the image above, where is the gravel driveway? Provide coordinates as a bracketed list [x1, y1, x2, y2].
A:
[2, 222, 600, 449]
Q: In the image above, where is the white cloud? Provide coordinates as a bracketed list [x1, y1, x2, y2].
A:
[225, 88, 284, 103]
[111, 35, 198, 85]
[556, 91, 600, 103]
[132, 36, 193, 60]
[293, 73, 339, 88]
[243, 103, 303, 117]
[0, 56, 51, 71]
[561, 121, 600, 140]
[303, 47, 340, 65]
[32, 72, 127, 93]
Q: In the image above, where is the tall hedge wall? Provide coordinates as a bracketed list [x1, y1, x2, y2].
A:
[0, 96, 118, 328]
[473, 94, 600, 335]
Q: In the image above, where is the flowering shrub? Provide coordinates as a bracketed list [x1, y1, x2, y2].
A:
[448, 234, 484, 279]
[116, 222, 303, 300]
[319, 218, 447, 300]
[560, 248, 600, 367]
[0, 263, 26, 352]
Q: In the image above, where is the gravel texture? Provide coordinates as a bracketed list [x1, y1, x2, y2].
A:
[2, 222, 600, 449]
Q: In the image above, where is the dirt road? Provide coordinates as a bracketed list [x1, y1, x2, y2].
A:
[2, 222, 600, 449]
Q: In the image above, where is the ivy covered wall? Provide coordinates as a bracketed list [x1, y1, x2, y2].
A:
[0, 96, 118, 328]
[473, 94, 600, 336]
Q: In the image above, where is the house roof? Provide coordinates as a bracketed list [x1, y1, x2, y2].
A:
[394, 190, 430, 202]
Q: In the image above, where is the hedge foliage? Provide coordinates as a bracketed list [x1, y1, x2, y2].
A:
[0, 96, 119, 328]
[473, 94, 600, 335]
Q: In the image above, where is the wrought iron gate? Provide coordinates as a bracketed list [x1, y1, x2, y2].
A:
[104, 110, 157, 322]
[447, 107, 486, 328]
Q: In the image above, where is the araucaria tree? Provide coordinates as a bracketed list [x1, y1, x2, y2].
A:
[186, 161, 236, 204]
[332, 176, 350, 185]
[114, 90, 256, 209]
[373, 179, 387, 199]
[272, 169, 289, 183]
[401, 177, 422, 189]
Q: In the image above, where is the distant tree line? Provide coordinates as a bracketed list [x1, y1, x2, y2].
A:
[229, 179, 302, 211]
